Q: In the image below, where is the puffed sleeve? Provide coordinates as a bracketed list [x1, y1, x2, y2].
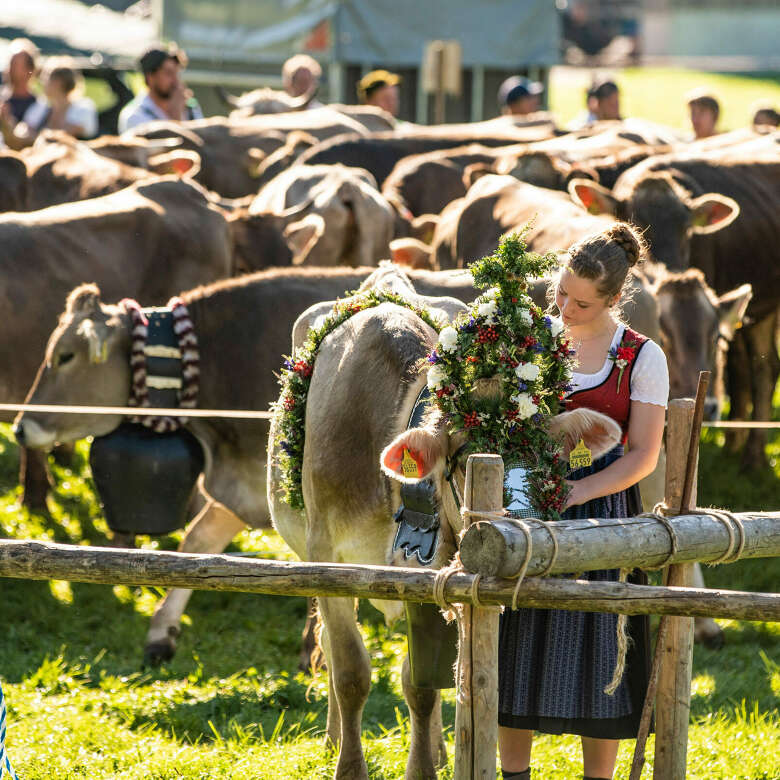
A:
[630, 339, 669, 407]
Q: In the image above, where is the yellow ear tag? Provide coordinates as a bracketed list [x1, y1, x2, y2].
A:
[569, 438, 592, 470]
[401, 448, 420, 479]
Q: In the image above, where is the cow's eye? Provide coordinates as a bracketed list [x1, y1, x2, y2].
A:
[57, 352, 75, 367]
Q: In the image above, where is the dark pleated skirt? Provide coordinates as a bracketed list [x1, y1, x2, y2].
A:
[498, 445, 651, 740]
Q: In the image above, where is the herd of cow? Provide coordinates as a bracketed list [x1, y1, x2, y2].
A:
[3, 92, 779, 777]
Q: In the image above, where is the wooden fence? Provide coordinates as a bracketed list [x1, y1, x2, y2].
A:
[0, 399, 778, 778]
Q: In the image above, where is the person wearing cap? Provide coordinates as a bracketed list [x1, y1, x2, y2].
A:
[751, 102, 779, 129]
[118, 43, 203, 133]
[497, 76, 543, 116]
[357, 70, 400, 117]
[686, 89, 720, 140]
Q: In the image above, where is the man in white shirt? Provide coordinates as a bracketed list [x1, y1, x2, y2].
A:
[119, 43, 203, 133]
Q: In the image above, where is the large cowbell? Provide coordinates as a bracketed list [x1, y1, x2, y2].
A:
[89, 309, 204, 535]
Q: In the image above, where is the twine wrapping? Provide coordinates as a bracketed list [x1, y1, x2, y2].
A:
[0, 680, 18, 780]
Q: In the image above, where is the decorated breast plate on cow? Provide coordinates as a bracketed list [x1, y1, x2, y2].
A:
[392, 387, 441, 566]
[89, 303, 204, 536]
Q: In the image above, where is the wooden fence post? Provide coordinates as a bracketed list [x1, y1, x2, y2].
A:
[654, 399, 697, 779]
[454, 454, 503, 780]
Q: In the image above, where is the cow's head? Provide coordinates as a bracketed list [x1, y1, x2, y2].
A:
[13, 285, 132, 449]
[568, 173, 739, 270]
[379, 398, 621, 536]
[649, 267, 752, 419]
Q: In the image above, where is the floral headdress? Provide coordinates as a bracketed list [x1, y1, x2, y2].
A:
[426, 229, 575, 521]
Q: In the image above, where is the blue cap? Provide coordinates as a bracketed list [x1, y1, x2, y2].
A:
[498, 76, 543, 107]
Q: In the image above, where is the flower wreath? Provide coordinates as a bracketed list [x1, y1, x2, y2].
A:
[426, 229, 575, 521]
[273, 289, 444, 510]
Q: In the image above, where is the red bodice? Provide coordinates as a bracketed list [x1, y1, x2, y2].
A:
[564, 327, 648, 444]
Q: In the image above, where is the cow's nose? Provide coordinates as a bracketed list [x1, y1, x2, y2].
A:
[12, 422, 25, 446]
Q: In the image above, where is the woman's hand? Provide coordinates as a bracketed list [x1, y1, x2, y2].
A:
[563, 479, 591, 510]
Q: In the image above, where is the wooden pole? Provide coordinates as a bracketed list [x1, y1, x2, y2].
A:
[458, 510, 780, 578]
[0, 539, 778, 620]
[454, 454, 503, 779]
[654, 397, 698, 780]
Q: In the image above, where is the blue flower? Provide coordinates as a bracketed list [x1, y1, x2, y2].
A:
[517, 380, 528, 392]
[544, 316, 552, 328]
[283, 358, 294, 370]
[427, 350, 440, 364]
[532, 413, 542, 424]
[533, 343, 545, 353]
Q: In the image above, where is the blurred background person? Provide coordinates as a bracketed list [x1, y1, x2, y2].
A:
[357, 69, 400, 117]
[282, 53, 322, 105]
[0, 38, 40, 127]
[750, 100, 779, 130]
[497, 75, 544, 116]
[686, 88, 720, 140]
[568, 77, 621, 129]
[119, 43, 202, 132]
[1, 55, 97, 149]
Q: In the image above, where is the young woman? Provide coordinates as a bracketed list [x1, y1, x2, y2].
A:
[498, 223, 669, 780]
[1, 57, 97, 149]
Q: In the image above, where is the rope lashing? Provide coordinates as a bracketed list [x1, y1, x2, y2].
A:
[0, 680, 19, 780]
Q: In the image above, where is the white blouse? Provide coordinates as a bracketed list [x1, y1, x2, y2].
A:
[568, 325, 669, 408]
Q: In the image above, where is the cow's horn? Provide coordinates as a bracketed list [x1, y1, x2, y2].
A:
[215, 85, 242, 108]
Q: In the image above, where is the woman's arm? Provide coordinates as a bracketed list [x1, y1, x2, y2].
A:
[564, 400, 665, 509]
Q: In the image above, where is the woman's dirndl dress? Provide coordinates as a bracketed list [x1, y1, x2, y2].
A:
[498, 325, 669, 739]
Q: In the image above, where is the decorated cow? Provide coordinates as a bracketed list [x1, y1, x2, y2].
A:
[267, 234, 624, 779]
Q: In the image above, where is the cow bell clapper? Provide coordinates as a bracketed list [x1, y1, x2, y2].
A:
[89, 308, 204, 535]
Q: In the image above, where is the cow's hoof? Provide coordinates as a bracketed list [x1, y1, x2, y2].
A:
[143, 639, 176, 667]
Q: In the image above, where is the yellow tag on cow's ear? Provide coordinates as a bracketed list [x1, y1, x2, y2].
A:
[569, 438, 592, 469]
[401, 448, 420, 479]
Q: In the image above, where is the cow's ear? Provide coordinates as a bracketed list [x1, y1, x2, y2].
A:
[717, 283, 752, 340]
[381, 427, 447, 484]
[689, 193, 739, 234]
[147, 150, 201, 178]
[568, 178, 619, 215]
[390, 238, 433, 270]
[549, 408, 622, 461]
[284, 213, 325, 265]
[66, 283, 102, 315]
[411, 213, 439, 244]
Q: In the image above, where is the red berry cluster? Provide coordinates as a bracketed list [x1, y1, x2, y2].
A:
[506, 409, 518, 421]
[293, 360, 312, 377]
[463, 411, 481, 428]
[518, 335, 536, 349]
[283, 395, 295, 411]
[477, 325, 499, 343]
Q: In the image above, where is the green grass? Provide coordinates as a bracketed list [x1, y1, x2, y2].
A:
[548, 65, 780, 133]
[0, 418, 777, 779]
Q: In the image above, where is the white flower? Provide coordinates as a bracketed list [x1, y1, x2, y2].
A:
[427, 364, 448, 390]
[477, 299, 497, 323]
[515, 361, 540, 382]
[518, 309, 533, 328]
[510, 392, 538, 419]
[548, 315, 564, 338]
[438, 326, 458, 353]
[485, 287, 499, 300]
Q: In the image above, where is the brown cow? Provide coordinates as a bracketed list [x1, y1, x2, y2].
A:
[267, 294, 623, 779]
[249, 164, 396, 267]
[569, 150, 779, 467]
[125, 108, 370, 197]
[13, 266, 480, 665]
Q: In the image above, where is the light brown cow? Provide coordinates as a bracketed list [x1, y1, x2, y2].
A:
[268, 296, 623, 779]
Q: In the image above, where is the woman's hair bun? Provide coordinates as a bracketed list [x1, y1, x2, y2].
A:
[605, 223, 644, 267]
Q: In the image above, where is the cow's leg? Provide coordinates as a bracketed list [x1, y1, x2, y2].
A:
[318, 595, 371, 779]
[725, 330, 751, 453]
[401, 655, 442, 779]
[692, 563, 724, 649]
[19, 447, 50, 512]
[299, 597, 320, 672]
[144, 499, 246, 665]
[741, 310, 779, 471]
[319, 621, 341, 749]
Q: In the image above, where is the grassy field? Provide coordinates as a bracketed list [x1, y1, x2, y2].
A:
[548, 65, 780, 133]
[0, 413, 778, 779]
